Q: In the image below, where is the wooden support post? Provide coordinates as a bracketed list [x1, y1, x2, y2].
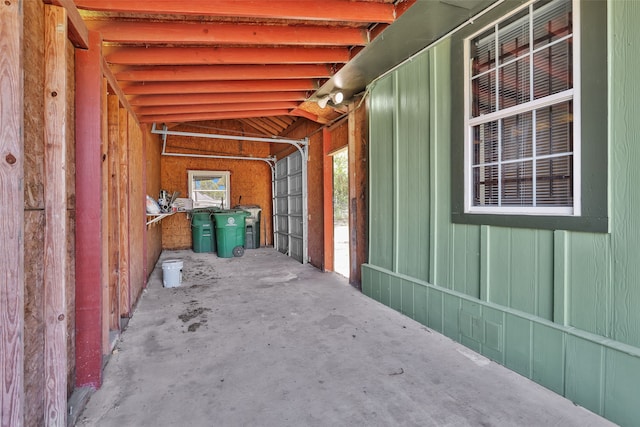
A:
[43, 0, 89, 49]
[0, 0, 24, 424]
[75, 30, 103, 388]
[142, 126, 148, 286]
[107, 94, 120, 331]
[348, 103, 368, 289]
[127, 116, 145, 303]
[322, 128, 334, 272]
[44, 5, 68, 425]
[101, 78, 110, 353]
[118, 108, 131, 317]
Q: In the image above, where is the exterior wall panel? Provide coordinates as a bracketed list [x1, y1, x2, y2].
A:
[566, 232, 611, 336]
[363, 2, 640, 424]
[395, 57, 430, 282]
[610, 0, 640, 349]
[368, 76, 395, 271]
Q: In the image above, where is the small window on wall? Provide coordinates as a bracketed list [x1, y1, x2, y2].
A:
[188, 170, 230, 209]
[465, 0, 578, 216]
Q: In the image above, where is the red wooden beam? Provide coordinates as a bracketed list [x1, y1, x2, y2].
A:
[129, 91, 309, 106]
[74, 0, 397, 23]
[115, 64, 332, 82]
[87, 20, 368, 46]
[123, 79, 317, 95]
[104, 46, 350, 65]
[75, 31, 104, 389]
[0, 1, 24, 423]
[139, 109, 292, 123]
[136, 101, 299, 116]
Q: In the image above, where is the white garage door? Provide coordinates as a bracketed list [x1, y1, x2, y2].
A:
[274, 150, 307, 263]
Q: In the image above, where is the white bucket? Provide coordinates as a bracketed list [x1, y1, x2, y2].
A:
[162, 259, 183, 288]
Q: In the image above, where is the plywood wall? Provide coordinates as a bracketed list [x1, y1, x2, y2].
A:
[160, 122, 273, 250]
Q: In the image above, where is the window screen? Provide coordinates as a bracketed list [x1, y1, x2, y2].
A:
[188, 170, 230, 209]
[466, 0, 576, 215]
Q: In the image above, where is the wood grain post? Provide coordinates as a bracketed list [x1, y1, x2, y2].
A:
[348, 103, 368, 289]
[322, 128, 334, 272]
[142, 126, 148, 286]
[0, 0, 24, 425]
[118, 108, 131, 317]
[107, 94, 120, 331]
[75, 30, 103, 388]
[101, 77, 109, 353]
[44, 5, 68, 425]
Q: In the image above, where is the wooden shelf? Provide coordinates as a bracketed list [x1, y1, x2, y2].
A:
[146, 212, 175, 226]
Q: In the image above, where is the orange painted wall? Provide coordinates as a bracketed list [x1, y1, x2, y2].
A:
[160, 122, 273, 249]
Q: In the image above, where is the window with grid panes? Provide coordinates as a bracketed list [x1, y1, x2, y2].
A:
[188, 170, 230, 209]
[465, 0, 578, 215]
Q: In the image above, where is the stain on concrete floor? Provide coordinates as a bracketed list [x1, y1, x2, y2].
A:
[77, 248, 614, 427]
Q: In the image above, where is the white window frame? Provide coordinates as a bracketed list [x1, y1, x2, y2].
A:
[463, 0, 581, 216]
[188, 170, 231, 209]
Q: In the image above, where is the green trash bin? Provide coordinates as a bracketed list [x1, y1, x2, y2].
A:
[191, 211, 215, 253]
[234, 205, 262, 249]
[213, 210, 248, 258]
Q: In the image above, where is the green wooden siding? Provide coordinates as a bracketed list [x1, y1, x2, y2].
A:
[368, 75, 395, 271]
[395, 59, 431, 282]
[610, 0, 640, 349]
[363, 2, 640, 425]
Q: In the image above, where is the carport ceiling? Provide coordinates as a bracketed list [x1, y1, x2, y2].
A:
[74, 0, 416, 134]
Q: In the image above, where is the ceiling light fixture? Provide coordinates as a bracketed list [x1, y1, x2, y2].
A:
[316, 91, 345, 108]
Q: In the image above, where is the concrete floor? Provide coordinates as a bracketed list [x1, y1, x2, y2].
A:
[77, 248, 614, 427]
[333, 224, 349, 278]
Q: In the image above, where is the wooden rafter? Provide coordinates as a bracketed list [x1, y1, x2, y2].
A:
[70, 0, 417, 129]
[74, 0, 397, 23]
[139, 109, 293, 123]
[290, 107, 327, 124]
[242, 118, 282, 136]
[87, 20, 369, 46]
[104, 46, 350, 65]
[115, 64, 332, 82]
[123, 80, 317, 95]
[135, 101, 299, 116]
[269, 116, 295, 129]
[129, 91, 309, 107]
